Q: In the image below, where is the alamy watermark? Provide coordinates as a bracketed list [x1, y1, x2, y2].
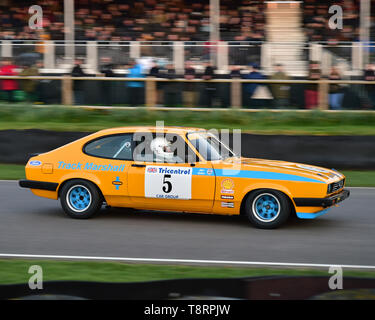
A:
[28, 265, 43, 290]
[328, 266, 343, 290]
[28, 5, 43, 30]
[328, 5, 343, 30]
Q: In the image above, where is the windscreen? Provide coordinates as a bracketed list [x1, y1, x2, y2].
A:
[187, 132, 235, 161]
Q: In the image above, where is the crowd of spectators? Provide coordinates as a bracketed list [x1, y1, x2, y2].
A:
[0, 0, 373, 43]
[0, 0, 375, 109]
[2, 54, 375, 110]
[0, 0, 266, 42]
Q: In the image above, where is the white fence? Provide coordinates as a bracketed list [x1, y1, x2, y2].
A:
[1, 40, 375, 76]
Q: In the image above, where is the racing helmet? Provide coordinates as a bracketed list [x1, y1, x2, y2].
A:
[150, 137, 174, 161]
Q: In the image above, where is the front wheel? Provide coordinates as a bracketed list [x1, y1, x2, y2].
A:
[244, 190, 291, 229]
[60, 180, 103, 219]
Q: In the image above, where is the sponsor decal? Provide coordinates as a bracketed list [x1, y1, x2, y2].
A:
[221, 202, 234, 208]
[156, 167, 191, 175]
[57, 161, 125, 172]
[196, 168, 206, 175]
[112, 177, 123, 190]
[221, 195, 234, 200]
[29, 160, 42, 166]
[221, 178, 234, 194]
[193, 168, 214, 176]
[145, 165, 192, 200]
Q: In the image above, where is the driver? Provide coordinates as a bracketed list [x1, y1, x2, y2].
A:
[150, 137, 174, 162]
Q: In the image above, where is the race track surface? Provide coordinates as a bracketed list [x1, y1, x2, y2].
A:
[0, 181, 374, 267]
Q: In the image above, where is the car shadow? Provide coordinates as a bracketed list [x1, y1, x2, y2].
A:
[97, 206, 250, 227]
[95, 206, 340, 230]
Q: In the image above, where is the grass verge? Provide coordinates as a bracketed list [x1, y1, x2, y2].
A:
[0, 259, 374, 285]
[2, 164, 375, 187]
[1, 104, 375, 135]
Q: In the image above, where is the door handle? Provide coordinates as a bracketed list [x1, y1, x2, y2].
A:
[132, 163, 146, 168]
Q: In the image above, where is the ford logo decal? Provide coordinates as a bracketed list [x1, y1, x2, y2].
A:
[29, 160, 42, 166]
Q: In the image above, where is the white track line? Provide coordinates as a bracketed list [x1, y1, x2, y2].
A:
[0, 253, 375, 270]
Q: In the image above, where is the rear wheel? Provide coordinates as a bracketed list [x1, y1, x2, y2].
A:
[244, 189, 291, 229]
[60, 180, 103, 219]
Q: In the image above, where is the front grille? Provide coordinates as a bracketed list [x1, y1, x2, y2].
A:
[327, 179, 345, 194]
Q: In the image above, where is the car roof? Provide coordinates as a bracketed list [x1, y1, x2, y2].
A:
[96, 126, 205, 135]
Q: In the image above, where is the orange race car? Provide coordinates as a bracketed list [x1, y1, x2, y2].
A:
[19, 126, 350, 229]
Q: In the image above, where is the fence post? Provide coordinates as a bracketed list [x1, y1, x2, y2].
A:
[44, 40, 55, 69]
[1, 40, 12, 57]
[146, 78, 157, 108]
[318, 79, 329, 110]
[352, 42, 363, 72]
[62, 76, 73, 105]
[231, 80, 242, 109]
[173, 42, 185, 74]
[86, 41, 98, 74]
[130, 41, 140, 59]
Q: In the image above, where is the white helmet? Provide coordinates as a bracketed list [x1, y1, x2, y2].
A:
[150, 137, 174, 161]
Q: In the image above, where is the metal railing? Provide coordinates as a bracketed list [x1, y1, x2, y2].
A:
[2, 40, 375, 76]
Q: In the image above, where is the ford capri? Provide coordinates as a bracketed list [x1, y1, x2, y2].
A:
[19, 126, 350, 229]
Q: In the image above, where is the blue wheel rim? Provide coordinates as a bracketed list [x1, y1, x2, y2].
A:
[67, 185, 91, 212]
[253, 193, 280, 222]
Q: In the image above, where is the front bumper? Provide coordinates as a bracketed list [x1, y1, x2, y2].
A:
[19, 179, 59, 192]
[293, 189, 350, 208]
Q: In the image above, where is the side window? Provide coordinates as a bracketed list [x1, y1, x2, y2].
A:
[84, 134, 133, 160]
[133, 132, 197, 163]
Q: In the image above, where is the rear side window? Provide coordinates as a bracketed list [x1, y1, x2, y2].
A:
[84, 134, 133, 160]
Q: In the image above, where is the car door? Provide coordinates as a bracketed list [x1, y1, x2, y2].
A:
[127, 132, 215, 213]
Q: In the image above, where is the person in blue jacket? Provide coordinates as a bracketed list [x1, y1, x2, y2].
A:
[243, 63, 265, 108]
[126, 59, 145, 106]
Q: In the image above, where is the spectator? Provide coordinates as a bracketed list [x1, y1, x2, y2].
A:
[0, 57, 18, 102]
[243, 63, 265, 108]
[149, 61, 160, 77]
[270, 64, 291, 109]
[328, 66, 344, 110]
[163, 63, 180, 106]
[183, 61, 197, 107]
[363, 64, 375, 109]
[100, 56, 115, 105]
[100, 56, 115, 77]
[148, 60, 162, 105]
[19, 62, 39, 102]
[71, 59, 86, 105]
[305, 61, 321, 109]
[126, 59, 145, 106]
[201, 62, 217, 107]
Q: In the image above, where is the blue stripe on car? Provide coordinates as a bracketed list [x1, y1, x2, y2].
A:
[192, 168, 324, 184]
[296, 209, 330, 219]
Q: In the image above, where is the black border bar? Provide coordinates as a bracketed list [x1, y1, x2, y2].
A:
[293, 189, 350, 208]
[19, 180, 59, 192]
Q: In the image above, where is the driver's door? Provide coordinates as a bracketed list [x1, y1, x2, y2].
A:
[127, 132, 215, 213]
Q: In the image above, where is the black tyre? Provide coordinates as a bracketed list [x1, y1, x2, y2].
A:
[244, 189, 291, 229]
[60, 180, 103, 219]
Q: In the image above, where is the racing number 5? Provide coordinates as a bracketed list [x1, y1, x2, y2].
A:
[162, 174, 172, 193]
